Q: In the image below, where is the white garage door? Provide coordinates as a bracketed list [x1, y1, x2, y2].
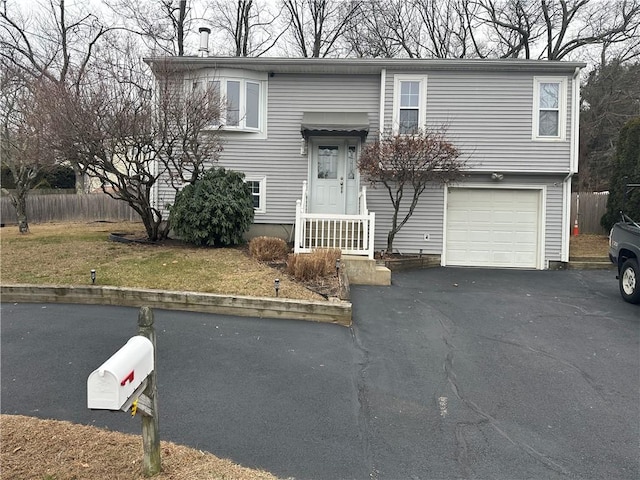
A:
[446, 188, 541, 268]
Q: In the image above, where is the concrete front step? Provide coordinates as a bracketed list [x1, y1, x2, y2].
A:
[341, 255, 391, 286]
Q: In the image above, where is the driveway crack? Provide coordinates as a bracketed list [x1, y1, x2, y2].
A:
[432, 306, 572, 477]
[349, 325, 378, 479]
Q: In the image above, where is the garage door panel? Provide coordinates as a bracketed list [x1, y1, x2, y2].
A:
[470, 250, 492, 262]
[493, 252, 515, 264]
[514, 232, 537, 243]
[446, 188, 541, 268]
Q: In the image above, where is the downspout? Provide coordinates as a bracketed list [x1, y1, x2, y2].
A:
[149, 72, 160, 218]
[370, 68, 386, 255]
[561, 66, 581, 263]
[379, 68, 386, 136]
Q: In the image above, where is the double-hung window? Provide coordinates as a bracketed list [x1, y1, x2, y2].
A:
[393, 75, 427, 134]
[245, 176, 266, 214]
[533, 77, 566, 141]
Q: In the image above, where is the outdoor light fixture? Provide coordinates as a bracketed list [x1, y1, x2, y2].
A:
[335, 259, 341, 278]
[91, 269, 96, 284]
[274, 278, 280, 297]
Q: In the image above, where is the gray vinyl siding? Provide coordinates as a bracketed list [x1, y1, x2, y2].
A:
[158, 72, 380, 223]
[384, 70, 574, 174]
[367, 184, 445, 255]
[222, 74, 379, 224]
[367, 174, 565, 261]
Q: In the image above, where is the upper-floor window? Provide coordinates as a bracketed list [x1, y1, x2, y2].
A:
[393, 75, 427, 134]
[533, 77, 567, 141]
[189, 69, 267, 133]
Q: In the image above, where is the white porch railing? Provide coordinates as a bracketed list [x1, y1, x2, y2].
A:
[294, 181, 376, 259]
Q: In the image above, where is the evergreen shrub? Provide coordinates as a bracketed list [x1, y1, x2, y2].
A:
[170, 168, 254, 246]
[601, 117, 640, 230]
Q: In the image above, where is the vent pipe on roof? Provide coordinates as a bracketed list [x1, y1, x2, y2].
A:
[199, 27, 211, 57]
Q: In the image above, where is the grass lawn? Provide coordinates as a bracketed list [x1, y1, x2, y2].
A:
[0, 221, 324, 301]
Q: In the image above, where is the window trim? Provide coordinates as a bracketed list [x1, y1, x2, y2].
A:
[532, 77, 567, 142]
[392, 75, 428, 135]
[245, 175, 266, 214]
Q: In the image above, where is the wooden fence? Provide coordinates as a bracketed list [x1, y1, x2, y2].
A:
[1, 193, 139, 225]
[0, 190, 609, 235]
[570, 192, 609, 235]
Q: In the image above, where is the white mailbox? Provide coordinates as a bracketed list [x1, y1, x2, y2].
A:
[87, 336, 154, 410]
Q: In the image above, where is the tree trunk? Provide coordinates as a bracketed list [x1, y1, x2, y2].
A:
[10, 189, 30, 233]
[386, 230, 396, 254]
[74, 165, 86, 194]
[177, 0, 187, 56]
[387, 201, 401, 253]
[140, 212, 170, 242]
[142, 215, 160, 242]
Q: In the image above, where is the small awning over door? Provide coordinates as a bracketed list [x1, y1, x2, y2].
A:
[301, 112, 369, 139]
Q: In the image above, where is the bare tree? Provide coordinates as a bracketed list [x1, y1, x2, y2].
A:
[358, 128, 466, 252]
[106, 0, 191, 56]
[343, 0, 638, 61]
[207, 0, 282, 56]
[364, 0, 424, 58]
[343, 0, 403, 58]
[472, 0, 545, 59]
[46, 65, 224, 241]
[540, 0, 640, 60]
[343, 0, 482, 59]
[412, 0, 479, 58]
[0, 69, 55, 233]
[471, 0, 640, 60]
[1, 0, 115, 192]
[280, 0, 361, 57]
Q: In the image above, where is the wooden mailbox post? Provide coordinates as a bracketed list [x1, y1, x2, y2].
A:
[137, 306, 161, 476]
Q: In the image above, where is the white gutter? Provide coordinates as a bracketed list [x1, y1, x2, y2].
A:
[379, 68, 386, 135]
[561, 66, 582, 263]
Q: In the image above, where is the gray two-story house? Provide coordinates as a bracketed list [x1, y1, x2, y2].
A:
[145, 55, 584, 270]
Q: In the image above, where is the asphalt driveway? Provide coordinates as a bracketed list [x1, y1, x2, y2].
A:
[1, 268, 638, 479]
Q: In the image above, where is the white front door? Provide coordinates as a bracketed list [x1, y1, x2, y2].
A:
[309, 139, 359, 214]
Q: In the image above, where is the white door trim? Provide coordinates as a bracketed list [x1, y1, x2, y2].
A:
[442, 184, 547, 269]
[307, 137, 361, 215]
